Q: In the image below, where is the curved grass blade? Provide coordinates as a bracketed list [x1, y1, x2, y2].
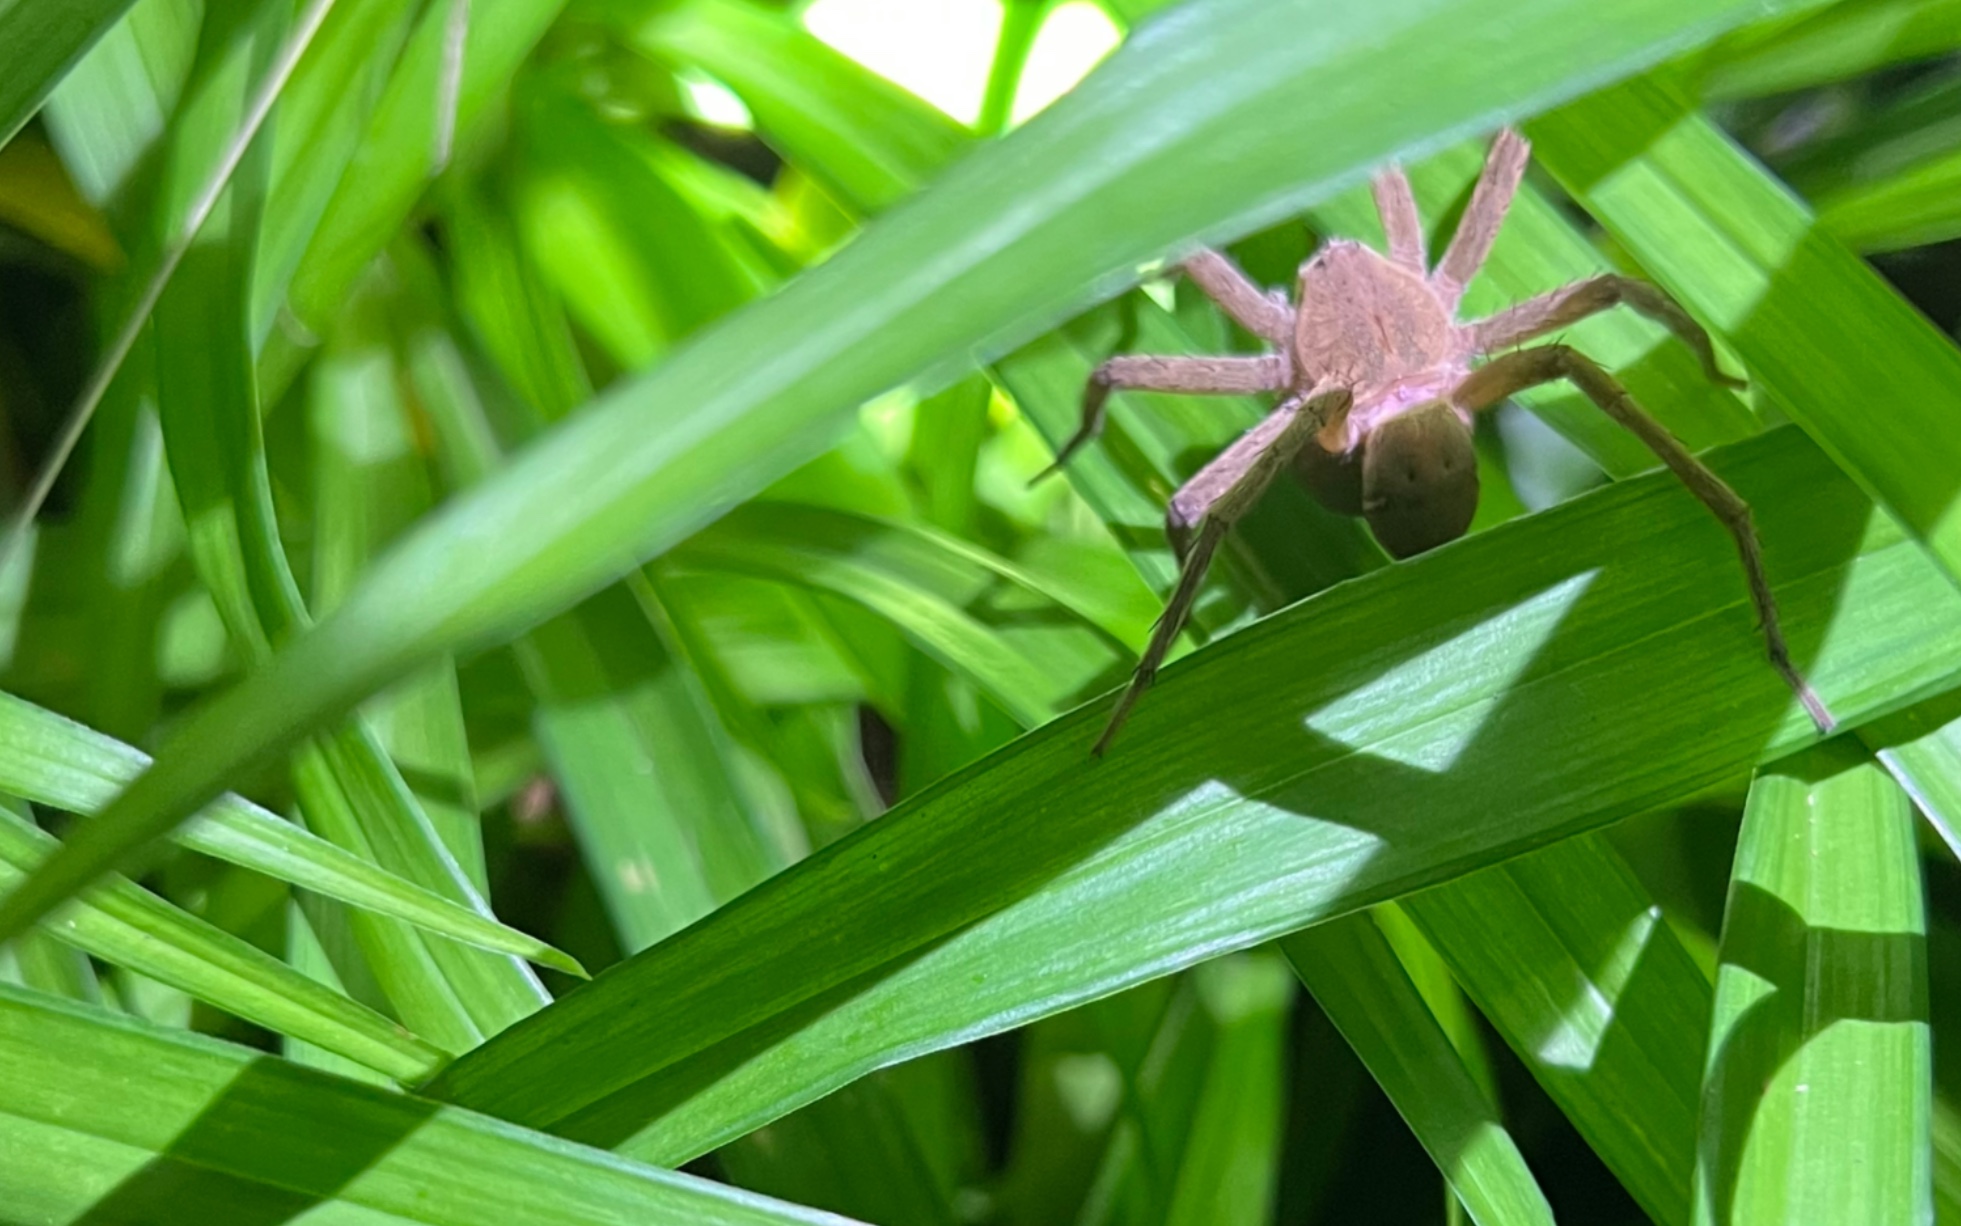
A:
[423, 427, 1961, 1145]
[1282, 916, 1555, 1226]
[1530, 72, 1961, 590]
[0, 689, 581, 974]
[1859, 690, 1961, 860]
[0, 0, 1837, 948]
[0, 0, 142, 148]
[0, 807, 445, 1082]
[1700, 0, 1961, 99]
[0, 984, 866, 1225]
[1695, 742, 1932, 1223]
[1404, 835, 1713, 1223]
[636, 0, 969, 216]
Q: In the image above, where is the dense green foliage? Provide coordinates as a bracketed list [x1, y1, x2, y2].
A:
[2, 0, 1961, 1221]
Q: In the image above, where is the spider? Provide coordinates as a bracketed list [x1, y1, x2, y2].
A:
[1038, 128, 1831, 755]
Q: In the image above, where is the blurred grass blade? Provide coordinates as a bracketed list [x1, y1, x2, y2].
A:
[0, 0, 1839, 951]
[0, 806, 445, 1082]
[0, 689, 580, 974]
[0, 984, 869, 1225]
[1281, 917, 1556, 1226]
[137, 0, 547, 1047]
[0, 0, 142, 147]
[0, 0, 339, 567]
[424, 429, 1961, 1147]
[637, 0, 969, 216]
[1695, 742, 1932, 1223]
[676, 501, 1144, 726]
[1161, 955, 1293, 1226]
[276, 0, 569, 358]
[1531, 73, 1961, 592]
[1818, 147, 1961, 253]
[1701, 0, 1961, 99]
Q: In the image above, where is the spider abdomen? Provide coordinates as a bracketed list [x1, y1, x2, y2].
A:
[1297, 402, 1478, 559]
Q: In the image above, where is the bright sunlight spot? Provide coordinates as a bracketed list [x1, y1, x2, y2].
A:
[803, 0, 1122, 129]
[679, 72, 753, 129]
[803, 0, 1004, 126]
[1011, 2, 1121, 125]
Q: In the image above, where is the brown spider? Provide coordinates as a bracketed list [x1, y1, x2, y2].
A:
[1039, 128, 1831, 755]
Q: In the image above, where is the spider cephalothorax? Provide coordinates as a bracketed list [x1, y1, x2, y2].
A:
[1039, 128, 1830, 753]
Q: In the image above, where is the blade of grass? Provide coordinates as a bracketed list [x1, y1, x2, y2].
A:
[1859, 691, 1961, 860]
[635, 0, 970, 216]
[0, 0, 340, 570]
[0, 805, 445, 1081]
[0, 983, 868, 1225]
[1530, 71, 1961, 592]
[1281, 916, 1555, 1226]
[1695, 741, 1932, 1223]
[141, 0, 547, 1047]
[423, 427, 1961, 1146]
[1700, 0, 1961, 98]
[0, 0, 144, 147]
[0, 689, 580, 972]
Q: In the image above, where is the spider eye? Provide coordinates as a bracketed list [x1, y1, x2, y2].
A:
[1360, 404, 1478, 559]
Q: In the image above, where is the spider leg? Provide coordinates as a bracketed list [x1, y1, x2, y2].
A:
[1094, 387, 1353, 755]
[1180, 249, 1296, 345]
[1461, 274, 1745, 388]
[1433, 128, 1531, 312]
[1371, 165, 1428, 274]
[1451, 345, 1831, 731]
[1032, 353, 1291, 483]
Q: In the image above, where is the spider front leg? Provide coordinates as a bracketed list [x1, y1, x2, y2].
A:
[1094, 387, 1354, 756]
[1452, 345, 1832, 731]
[1462, 274, 1745, 390]
[1033, 352, 1290, 481]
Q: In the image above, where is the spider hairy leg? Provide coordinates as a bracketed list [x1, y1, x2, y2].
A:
[1452, 344, 1832, 732]
[1433, 128, 1531, 311]
[1465, 274, 1746, 389]
[1371, 166, 1427, 274]
[1094, 388, 1353, 756]
[1180, 248, 1294, 344]
[1030, 353, 1290, 484]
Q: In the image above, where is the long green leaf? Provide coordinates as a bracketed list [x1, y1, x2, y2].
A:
[0, 807, 445, 1082]
[1531, 72, 1961, 594]
[1281, 917, 1555, 1226]
[0, 689, 579, 973]
[1695, 742, 1932, 1223]
[0, 0, 142, 147]
[0, 984, 865, 1224]
[423, 427, 1961, 1148]
[0, 0, 1838, 951]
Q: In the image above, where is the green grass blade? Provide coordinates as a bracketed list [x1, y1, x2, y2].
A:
[1404, 837, 1714, 1224]
[519, 583, 789, 953]
[0, 0, 1836, 951]
[422, 427, 1961, 1145]
[637, 0, 969, 216]
[1695, 742, 1932, 1223]
[0, 689, 580, 974]
[1819, 146, 1961, 253]
[0, 807, 445, 1081]
[0, 0, 141, 147]
[0, 984, 867, 1224]
[1701, 0, 1961, 99]
[1861, 692, 1961, 859]
[1160, 954, 1293, 1226]
[277, 0, 568, 355]
[1531, 73, 1961, 592]
[1282, 916, 1556, 1226]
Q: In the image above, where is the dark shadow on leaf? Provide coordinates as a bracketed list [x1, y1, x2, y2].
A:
[1696, 880, 1928, 1225]
[76, 1057, 438, 1225]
